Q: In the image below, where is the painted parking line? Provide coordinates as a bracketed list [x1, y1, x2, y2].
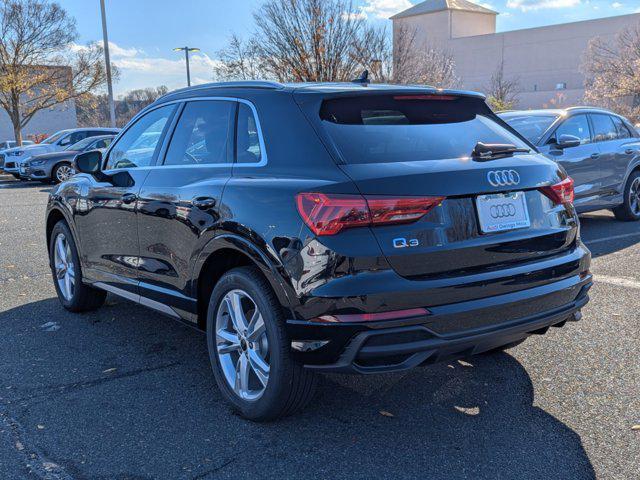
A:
[595, 275, 640, 290]
[583, 232, 640, 245]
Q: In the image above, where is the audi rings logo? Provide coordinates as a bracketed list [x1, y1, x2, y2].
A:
[487, 170, 520, 187]
[490, 203, 517, 219]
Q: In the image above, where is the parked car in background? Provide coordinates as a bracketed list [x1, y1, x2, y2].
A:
[46, 81, 591, 420]
[1, 140, 34, 150]
[0, 140, 34, 170]
[500, 108, 640, 221]
[2, 128, 119, 178]
[21, 135, 115, 184]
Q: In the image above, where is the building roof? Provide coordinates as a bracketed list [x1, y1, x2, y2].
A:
[390, 0, 497, 19]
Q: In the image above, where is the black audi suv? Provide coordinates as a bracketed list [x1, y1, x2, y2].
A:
[46, 81, 592, 421]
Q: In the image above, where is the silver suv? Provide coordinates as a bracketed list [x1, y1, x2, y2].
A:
[500, 108, 640, 221]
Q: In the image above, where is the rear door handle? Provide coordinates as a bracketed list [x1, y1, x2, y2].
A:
[590, 153, 600, 159]
[122, 193, 138, 204]
[625, 149, 635, 155]
[192, 196, 216, 210]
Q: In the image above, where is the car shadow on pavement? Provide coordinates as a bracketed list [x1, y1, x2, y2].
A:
[0, 297, 596, 480]
[579, 213, 640, 258]
[0, 176, 50, 192]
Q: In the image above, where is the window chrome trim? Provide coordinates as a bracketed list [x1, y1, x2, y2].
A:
[102, 96, 268, 173]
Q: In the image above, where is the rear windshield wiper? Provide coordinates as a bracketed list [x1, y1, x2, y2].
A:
[472, 142, 530, 161]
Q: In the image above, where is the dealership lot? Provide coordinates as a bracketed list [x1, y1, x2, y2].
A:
[0, 174, 638, 480]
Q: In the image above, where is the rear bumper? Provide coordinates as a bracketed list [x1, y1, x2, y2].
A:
[286, 271, 592, 374]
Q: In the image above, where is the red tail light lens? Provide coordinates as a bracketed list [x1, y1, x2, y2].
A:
[296, 193, 445, 236]
[540, 177, 574, 205]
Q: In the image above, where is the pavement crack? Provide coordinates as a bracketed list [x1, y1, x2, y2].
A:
[12, 362, 182, 403]
[190, 458, 235, 480]
[0, 404, 75, 480]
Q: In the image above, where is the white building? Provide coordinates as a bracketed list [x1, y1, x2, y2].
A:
[0, 100, 77, 143]
[391, 0, 640, 108]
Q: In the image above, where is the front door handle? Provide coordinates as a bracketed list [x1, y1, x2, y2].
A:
[590, 153, 600, 159]
[192, 196, 216, 210]
[122, 193, 137, 204]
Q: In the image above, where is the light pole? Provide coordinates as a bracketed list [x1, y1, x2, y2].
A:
[99, 0, 116, 128]
[174, 47, 200, 87]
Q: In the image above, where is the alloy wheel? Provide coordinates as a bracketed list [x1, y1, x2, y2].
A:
[56, 164, 74, 182]
[215, 289, 270, 401]
[630, 177, 640, 216]
[53, 233, 75, 301]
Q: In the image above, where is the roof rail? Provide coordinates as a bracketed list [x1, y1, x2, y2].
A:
[158, 80, 285, 100]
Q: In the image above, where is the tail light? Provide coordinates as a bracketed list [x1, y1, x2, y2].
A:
[296, 193, 445, 236]
[540, 177, 574, 205]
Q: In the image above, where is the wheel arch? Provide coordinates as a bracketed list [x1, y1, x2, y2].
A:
[192, 234, 295, 330]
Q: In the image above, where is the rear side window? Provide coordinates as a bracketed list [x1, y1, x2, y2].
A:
[591, 114, 618, 142]
[319, 95, 529, 164]
[612, 116, 633, 139]
[164, 101, 234, 166]
[552, 114, 591, 145]
[236, 103, 262, 164]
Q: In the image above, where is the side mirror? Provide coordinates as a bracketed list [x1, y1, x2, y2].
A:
[73, 150, 102, 176]
[555, 134, 581, 149]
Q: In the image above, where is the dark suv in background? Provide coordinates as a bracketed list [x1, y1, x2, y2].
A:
[46, 82, 592, 421]
[500, 108, 640, 221]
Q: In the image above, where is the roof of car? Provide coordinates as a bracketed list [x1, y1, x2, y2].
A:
[500, 107, 618, 117]
[156, 81, 486, 102]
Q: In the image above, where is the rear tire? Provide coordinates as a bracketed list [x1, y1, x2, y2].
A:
[11, 173, 20, 179]
[49, 220, 106, 312]
[206, 266, 317, 421]
[612, 171, 640, 221]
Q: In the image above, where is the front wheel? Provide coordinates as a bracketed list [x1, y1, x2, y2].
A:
[612, 171, 640, 221]
[52, 162, 75, 184]
[206, 266, 317, 421]
[49, 221, 106, 312]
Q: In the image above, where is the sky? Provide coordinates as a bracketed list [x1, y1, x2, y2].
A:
[59, 0, 640, 97]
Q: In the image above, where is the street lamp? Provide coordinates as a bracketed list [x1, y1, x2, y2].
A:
[174, 47, 200, 87]
[99, 0, 116, 128]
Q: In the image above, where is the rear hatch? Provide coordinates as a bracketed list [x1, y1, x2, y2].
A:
[299, 91, 578, 280]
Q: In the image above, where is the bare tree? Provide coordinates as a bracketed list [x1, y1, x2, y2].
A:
[582, 24, 640, 122]
[485, 60, 520, 111]
[214, 0, 393, 83]
[213, 34, 264, 81]
[0, 0, 108, 144]
[77, 86, 168, 128]
[391, 24, 458, 88]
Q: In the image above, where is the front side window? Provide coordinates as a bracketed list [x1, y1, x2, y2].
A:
[164, 101, 234, 166]
[591, 114, 618, 142]
[320, 95, 529, 164]
[105, 105, 175, 170]
[236, 103, 262, 164]
[553, 115, 591, 145]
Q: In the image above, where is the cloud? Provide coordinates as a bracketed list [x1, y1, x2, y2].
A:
[342, 10, 368, 20]
[611, 2, 622, 7]
[360, 0, 413, 19]
[71, 40, 219, 96]
[506, 0, 581, 11]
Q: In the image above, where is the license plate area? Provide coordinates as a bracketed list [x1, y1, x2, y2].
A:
[476, 191, 531, 234]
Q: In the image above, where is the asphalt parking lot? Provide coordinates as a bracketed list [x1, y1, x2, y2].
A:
[0, 174, 638, 480]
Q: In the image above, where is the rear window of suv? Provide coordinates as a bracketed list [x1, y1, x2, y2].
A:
[319, 95, 529, 164]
